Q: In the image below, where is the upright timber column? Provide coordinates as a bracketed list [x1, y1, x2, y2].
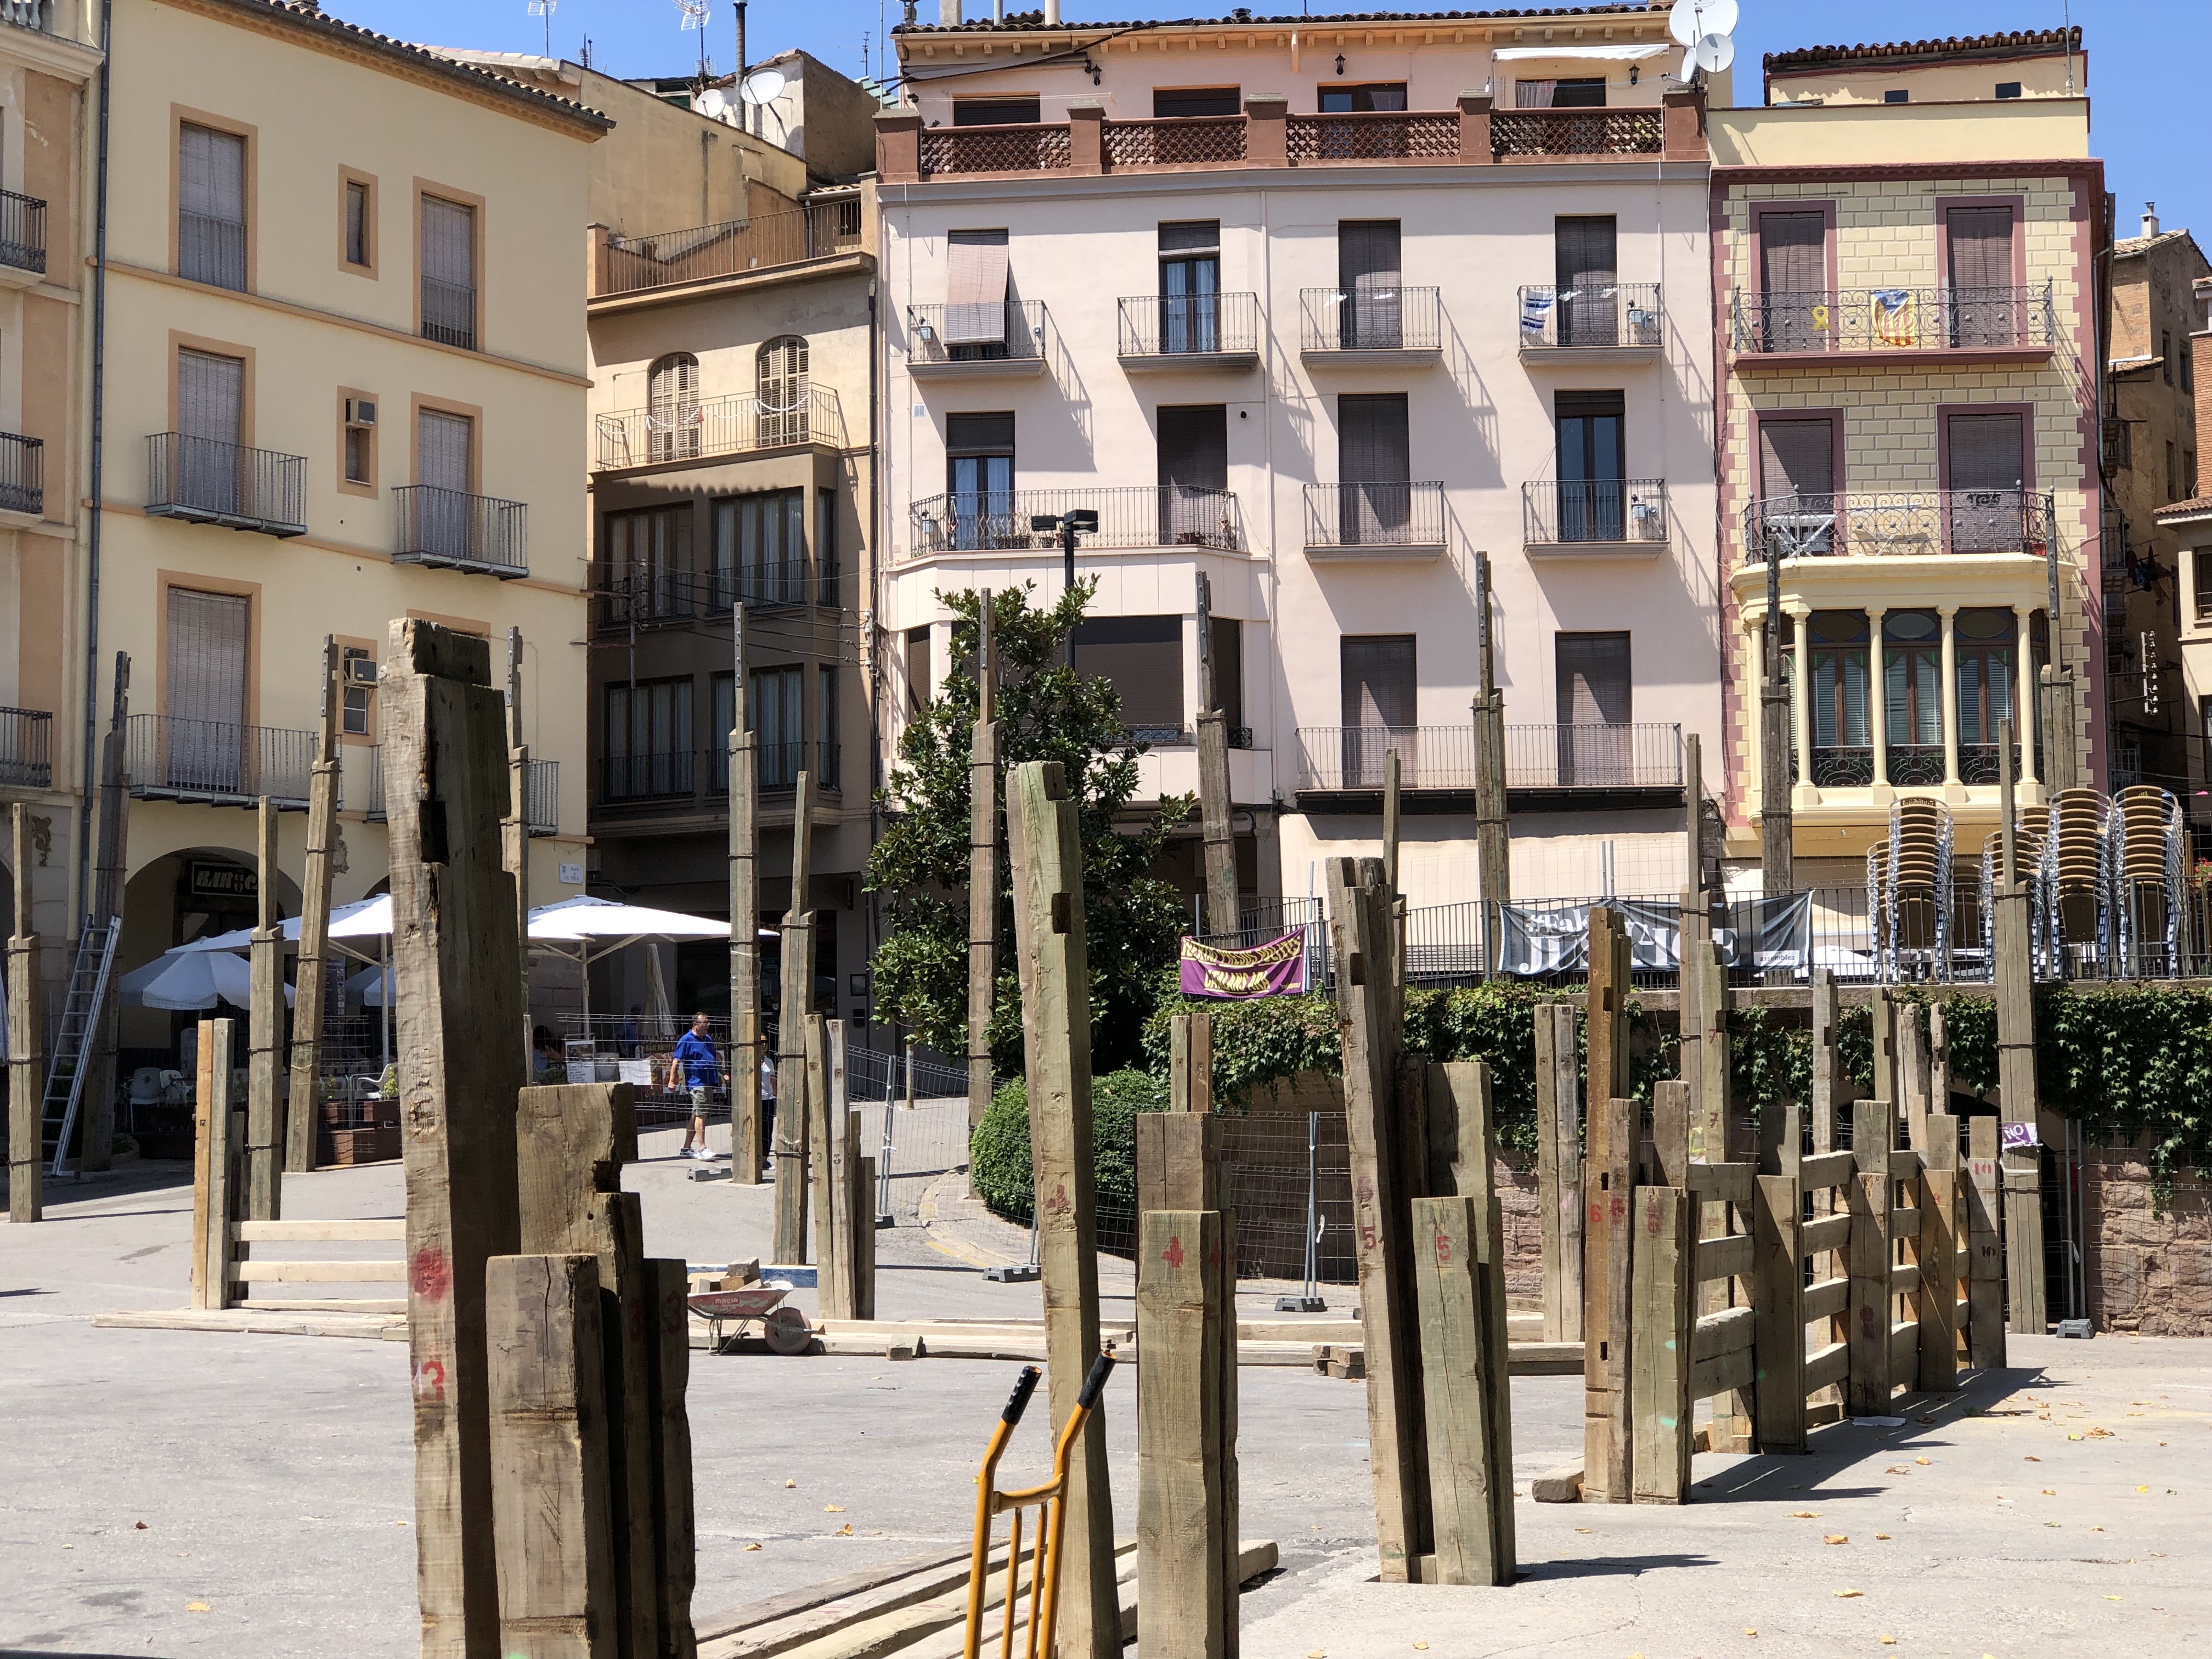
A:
[245, 797, 284, 1222]
[968, 594, 999, 1136]
[774, 772, 817, 1264]
[287, 636, 341, 1173]
[729, 607, 762, 1183]
[8, 804, 41, 1222]
[1470, 552, 1509, 973]
[385, 619, 528, 1658]
[1993, 720, 2046, 1330]
[503, 628, 531, 1068]
[1006, 761, 1118, 1659]
[80, 654, 132, 1173]
[1582, 905, 1633, 1502]
[1195, 572, 1238, 938]
[1760, 560, 1793, 893]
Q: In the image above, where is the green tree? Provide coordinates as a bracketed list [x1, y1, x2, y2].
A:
[867, 583, 1194, 1074]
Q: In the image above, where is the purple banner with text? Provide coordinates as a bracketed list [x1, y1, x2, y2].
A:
[1178, 932, 1307, 1000]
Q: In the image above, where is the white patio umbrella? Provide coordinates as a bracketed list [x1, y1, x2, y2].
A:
[525, 895, 744, 1026]
[120, 946, 295, 1012]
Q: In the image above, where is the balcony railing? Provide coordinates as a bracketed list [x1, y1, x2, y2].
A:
[1286, 111, 1459, 162]
[1304, 482, 1447, 551]
[1811, 746, 1874, 788]
[598, 200, 866, 297]
[1490, 107, 1663, 159]
[0, 430, 42, 516]
[369, 748, 552, 831]
[590, 561, 836, 634]
[602, 750, 695, 804]
[1296, 722, 1682, 795]
[178, 210, 245, 291]
[421, 276, 476, 350]
[1300, 286, 1444, 353]
[1102, 116, 1248, 168]
[126, 714, 317, 808]
[592, 386, 842, 470]
[1115, 292, 1261, 360]
[906, 301, 1047, 370]
[146, 433, 306, 537]
[0, 704, 52, 788]
[395, 486, 528, 578]
[909, 484, 1242, 557]
[1517, 283, 1662, 349]
[1731, 284, 2057, 355]
[919, 122, 1072, 178]
[1741, 490, 2057, 562]
[0, 187, 45, 274]
[1523, 479, 1670, 547]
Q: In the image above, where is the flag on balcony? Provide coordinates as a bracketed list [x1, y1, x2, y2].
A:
[1519, 289, 1558, 334]
[1870, 288, 1917, 347]
[1178, 932, 1307, 998]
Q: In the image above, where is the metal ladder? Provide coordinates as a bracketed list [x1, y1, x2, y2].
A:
[41, 916, 121, 1177]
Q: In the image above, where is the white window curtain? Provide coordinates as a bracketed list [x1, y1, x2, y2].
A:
[1515, 81, 1558, 108]
[944, 229, 1010, 346]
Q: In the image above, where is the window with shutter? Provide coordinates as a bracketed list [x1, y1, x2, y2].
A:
[1554, 631, 1630, 787]
[1339, 634, 1415, 786]
[1338, 394, 1410, 545]
[1809, 611, 1872, 784]
[175, 348, 244, 515]
[1945, 206, 2016, 346]
[943, 230, 1011, 349]
[1158, 405, 1228, 545]
[751, 665, 804, 786]
[1757, 416, 1837, 554]
[420, 195, 476, 349]
[1337, 221, 1402, 349]
[345, 179, 371, 269]
[604, 678, 694, 799]
[757, 337, 810, 443]
[1943, 410, 2026, 551]
[1069, 616, 1184, 736]
[1757, 210, 1828, 350]
[713, 490, 806, 606]
[1554, 216, 1618, 346]
[945, 413, 1015, 551]
[165, 587, 249, 792]
[415, 409, 474, 560]
[648, 353, 701, 461]
[1159, 221, 1222, 355]
[1555, 390, 1626, 542]
[1882, 611, 1944, 782]
[179, 123, 246, 290]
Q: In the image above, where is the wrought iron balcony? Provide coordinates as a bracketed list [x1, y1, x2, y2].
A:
[395, 486, 528, 578]
[0, 704, 52, 788]
[905, 302, 1048, 376]
[908, 484, 1242, 557]
[1304, 482, 1447, 554]
[1115, 292, 1260, 367]
[1731, 283, 2057, 356]
[601, 750, 695, 805]
[1523, 479, 1670, 549]
[590, 561, 836, 636]
[1299, 286, 1443, 356]
[0, 187, 45, 275]
[759, 740, 840, 793]
[126, 714, 317, 809]
[1502, 723, 1684, 795]
[1810, 746, 1874, 788]
[0, 430, 42, 516]
[592, 387, 843, 470]
[1741, 490, 2057, 562]
[597, 201, 865, 297]
[146, 433, 306, 537]
[1295, 721, 1683, 804]
[1516, 283, 1662, 351]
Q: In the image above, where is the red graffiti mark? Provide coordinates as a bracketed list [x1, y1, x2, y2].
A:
[1858, 1305, 1877, 1332]
[413, 1359, 446, 1403]
[628, 1300, 646, 1344]
[1644, 1195, 1663, 1235]
[1435, 1231, 1454, 1263]
[1610, 1196, 1628, 1223]
[1355, 1176, 1376, 1206]
[1207, 1243, 1221, 1269]
[409, 1246, 452, 1303]
[1589, 1200, 1605, 1226]
[1163, 1234, 1186, 1269]
[1046, 1180, 1071, 1215]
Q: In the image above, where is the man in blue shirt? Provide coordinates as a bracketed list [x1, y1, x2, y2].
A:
[669, 1012, 720, 1161]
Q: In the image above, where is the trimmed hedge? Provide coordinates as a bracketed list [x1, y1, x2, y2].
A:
[969, 1069, 1167, 1223]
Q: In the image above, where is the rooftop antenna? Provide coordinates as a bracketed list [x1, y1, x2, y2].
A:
[675, 0, 710, 81]
[2064, 2, 2075, 95]
[528, 0, 555, 57]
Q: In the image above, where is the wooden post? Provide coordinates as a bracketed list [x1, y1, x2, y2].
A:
[1753, 1171, 1807, 1455]
[2039, 664, 2080, 792]
[504, 627, 532, 1069]
[1471, 552, 1509, 974]
[849, 1154, 877, 1322]
[1927, 1003, 1950, 1116]
[385, 620, 528, 1658]
[7, 804, 41, 1223]
[1006, 761, 1118, 1657]
[1326, 855, 1430, 1573]
[245, 797, 284, 1222]
[486, 1252, 618, 1659]
[1195, 572, 1239, 939]
[1137, 1111, 1221, 1220]
[729, 607, 763, 1184]
[1869, 989, 1897, 1111]
[1582, 1094, 1636, 1503]
[644, 1256, 699, 1656]
[968, 593, 1000, 1133]
[1585, 907, 1630, 1109]
[1809, 969, 1838, 1161]
[808, 1014, 837, 1299]
[1993, 825, 2046, 1335]
[1383, 747, 1404, 995]
[1965, 1115, 2006, 1370]
[1760, 583, 1795, 895]
[1628, 1184, 1692, 1504]
[1534, 1004, 1582, 1341]
[1897, 1003, 1929, 1152]
[1647, 1079, 1690, 1188]
[286, 636, 341, 1174]
[1411, 1192, 1513, 1582]
[1137, 1207, 1229, 1659]
[1917, 1114, 1960, 1393]
[189, 1018, 238, 1310]
[821, 1018, 866, 1322]
[774, 773, 816, 1263]
[1847, 1099, 1895, 1419]
[78, 656, 132, 1172]
[1169, 1011, 1213, 1114]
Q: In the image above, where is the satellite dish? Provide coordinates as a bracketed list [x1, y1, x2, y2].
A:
[1692, 32, 1736, 74]
[1679, 45, 1699, 83]
[698, 87, 730, 120]
[740, 67, 787, 106]
[1668, 0, 1738, 47]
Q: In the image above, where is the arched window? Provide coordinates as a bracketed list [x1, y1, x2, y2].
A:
[647, 352, 699, 461]
[758, 336, 810, 445]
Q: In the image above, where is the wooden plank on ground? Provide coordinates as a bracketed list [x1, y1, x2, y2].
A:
[1629, 1186, 1692, 1505]
[1534, 1005, 1582, 1342]
[1137, 1209, 1227, 1659]
[233, 1218, 406, 1242]
[1410, 1194, 1512, 1582]
[1753, 1171, 1806, 1454]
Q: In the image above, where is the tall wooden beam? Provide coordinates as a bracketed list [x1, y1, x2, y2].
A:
[1412, 1192, 1513, 1581]
[1752, 1170, 1807, 1455]
[1194, 572, 1238, 939]
[1628, 1184, 1692, 1504]
[774, 771, 817, 1264]
[1965, 1115, 2007, 1370]
[1917, 1114, 1961, 1393]
[1136, 1207, 1229, 1659]
[1167, 1010, 1212, 1115]
[386, 619, 528, 1658]
[1005, 760, 1118, 1658]
[1847, 1099, 1895, 1418]
[968, 593, 1000, 1135]
[504, 627, 532, 1068]
[1992, 744, 2046, 1334]
[286, 636, 341, 1174]
[1470, 552, 1508, 974]
[244, 797, 284, 1221]
[729, 608, 762, 1184]
[1534, 1004, 1581, 1342]
[1582, 1093, 1635, 1503]
[808, 1014, 835, 1293]
[7, 804, 41, 1223]
[189, 1018, 238, 1311]
[80, 654, 132, 1172]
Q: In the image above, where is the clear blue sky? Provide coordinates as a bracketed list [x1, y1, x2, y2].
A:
[358, 0, 2200, 240]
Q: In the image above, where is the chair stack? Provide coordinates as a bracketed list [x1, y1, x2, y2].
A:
[1865, 840, 1892, 980]
[1978, 813, 2055, 980]
[1881, 799, 1953, 980]
[2109, 785, 2185, 978]
[2049, 787, 2112, 970]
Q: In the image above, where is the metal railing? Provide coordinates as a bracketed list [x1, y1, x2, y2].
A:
[909, 484, 1242, 556]
[759, 740, 839, 792]
[601, 751, 695, 804]
[905, 301, 1047, 368]
[919, 123, 1072, 177]
[1299, 286, 1443, 352]
[0, 430, 42, 515]
[1523, 478, 1670, 545]
[589, 561, 837, 634]
[526, 758, 558, 836]
[126, 714, 317, 807]
[1491, 106, 1663, 158]
[599, 200, 865, 296]
[145, 433, 306, 536]
[1102, 116, 1248, 168]
[1286, 111, 1459, 162]
[1115, 292, 1260, 358]
[592, 386, 842, 470]
[1304, 482, 1446, 549]
[0, 704, 51, 788]
[178, 209, 245, 290]
[395, 486, 528, 577]
[1731, 284, 2058, 354]
[421, 276, 477, 350]
[1516, 283, 1662, 348]
[0, 187, 44, 274]
[1502, 723, 1684, 791]
[1741, 489, 2057, 561]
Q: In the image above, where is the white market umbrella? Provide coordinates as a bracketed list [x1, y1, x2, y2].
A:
[173, 895, 392, 967]
[524, 896, 767, 1025]
[120, 946, 295, 1012]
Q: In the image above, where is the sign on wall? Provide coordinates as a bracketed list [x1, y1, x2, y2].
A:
[1178, 932, 1307, 1000]
[186, 861, 256, 901]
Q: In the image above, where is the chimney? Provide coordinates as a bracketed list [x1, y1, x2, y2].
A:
[2142, 201, 2160, 239]
[1045, 0, 1060, 20]
[939, 0, 960, 22]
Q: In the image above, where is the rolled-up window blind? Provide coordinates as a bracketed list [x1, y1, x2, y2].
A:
[944, 229, 1009, 346]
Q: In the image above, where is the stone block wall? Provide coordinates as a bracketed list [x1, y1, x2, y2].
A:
[2084, 1143, 2212, 1336]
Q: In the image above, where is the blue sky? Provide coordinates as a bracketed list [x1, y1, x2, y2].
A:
[359, 0, 2201, 242]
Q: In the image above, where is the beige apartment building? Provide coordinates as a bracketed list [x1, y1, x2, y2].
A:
[76, 0, 607, 1062]
[2157, 299, 2212, 815]
[879, 3, 1726, 915]
[1715, 27, 2108, 883]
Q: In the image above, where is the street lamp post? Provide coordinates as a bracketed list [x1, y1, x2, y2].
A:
[1031, 509, 1098, 674]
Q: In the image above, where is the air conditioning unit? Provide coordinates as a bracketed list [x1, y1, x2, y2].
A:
[345, 656, 380, 686]
[344, 397, 378, 427]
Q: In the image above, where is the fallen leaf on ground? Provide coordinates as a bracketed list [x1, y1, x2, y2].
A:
[1575, 1527, 1593, 1534]
[2138, 1485, 2151, 1493]
[825, 1505, 845, 1513]
[2044, 1521, 2061, 1528]
[1743, 1628, 1757, 1637]
[742, 1542, 762, 1551]
[1880, 1638, 1897, 1647]
[836, 1524, 853, 1537]
[1413, 1644, 1428, 1651]
[1885, 1465, 1912, 1475]
[1875, 1533, 1892, 1541]
[1791, 1510, 1819, 1519]
[185, 1602, 210, 1613]
[2105, 1596, 2121, 1602]
[1825, 1535, 1849, 1545]
[1914, 1457, 1932, 1466]
[784, 1480, 797, 1489]
[1835, 1589, 1863, 1599]
[134, 1522, 147, 1530]
[2042, 1488, 2057, 1496]
[2024, 1456, 2041, 1463]
[1308, 1649, 1326, 1657]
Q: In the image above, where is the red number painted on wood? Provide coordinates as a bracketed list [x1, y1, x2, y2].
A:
[413, 1358, 446, 1403]
[1435, 1232, 1453, 1263]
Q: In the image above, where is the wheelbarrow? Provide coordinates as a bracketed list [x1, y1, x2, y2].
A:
[688, 1283, 812, 1355]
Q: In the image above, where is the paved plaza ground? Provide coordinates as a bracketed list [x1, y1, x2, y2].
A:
[4, 1128, 2209, 1657]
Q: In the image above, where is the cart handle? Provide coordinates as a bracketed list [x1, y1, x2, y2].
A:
[1077, 1351, 1115, 1411]
[1001, 1364, 1042, 1426]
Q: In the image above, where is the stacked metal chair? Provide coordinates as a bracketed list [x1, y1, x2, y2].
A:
[1978, 812, 2056, 981]
[1864, 840, 1891, 980]
[2049, 787, 2113, 974]
[1877, 798, 1953, 980]
[2109, 785, 2185, 978]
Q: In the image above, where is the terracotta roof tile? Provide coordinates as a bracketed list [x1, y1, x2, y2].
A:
[1764, 26, 2080, 75]
[896, 3, 1663, 33]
